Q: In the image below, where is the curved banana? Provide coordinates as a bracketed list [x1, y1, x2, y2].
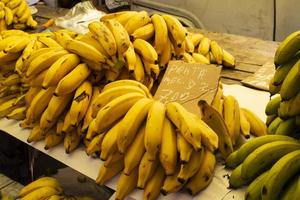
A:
[115, 168, 139, 200]
[182, 52, 195, 63]
[151, 14, 168, 55]
[124, 11, 151, 35]
[229, 164, 249, 188]
[177, 132, 193, 164]
[137, 152, 159, 189]
[44, 129, 65, 150]
[240, 108, 251, 139]
[188, 32, 203, 47]
[133, 38, 158, 64]
[104, 151, 124, 168]
[27, 124, 45, 143]
[130, 23, 154, 41]
[77, 32, 109, 57]
[4, 7, 13, 26]
[161, 165, 183, 195]
[159, 37, 172, 69]
[6, 106, 26, 120]
[96, 161, 124, 185]
[198, 37, 211, 55]
[192, 52, 210, 64]
[280, 59, 300, 100]
[38, 36, 62, 48]
[241, 107, 267, 136]
[21, 186, 62, 200]
[143, 165, 165, 200]
[132, 52, 145, 82]
[265, 94, 281, 115]
[244, 171, 269, 200]
[222, 49, 236, 68]
[64, 129, 81, 154]
[86, 133, 104, 156]
[210, 40, 223, 65]
[162, 14, 187, 47]
[275, 117, 296, 135]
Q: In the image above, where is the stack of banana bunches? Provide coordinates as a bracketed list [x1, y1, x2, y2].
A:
[0, 0, 38, 30]
[226, 30, 300, 200]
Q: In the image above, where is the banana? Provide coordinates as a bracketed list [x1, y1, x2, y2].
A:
[211, 84, 223, 116]
[130, 23, 154, 41]
[261, 150, 300, 200]
[68, 81, 92, 126]
[184, 35, 195, 54]
[92, 85, 146, 118]
[143, 165, 165, 200]
[1, 74, 20, 86]
[25, 87, 55, 124]
[192, 52, 210, 64]
[275, 117, 296, 135]
[96, 161, 124, 185]
[162, 14, 187, 47]
[99, 121, 121, 161]
[85, 119, 99, 141]
[21, 186, 62, 200]
[241, 107, 268, 136]
[192, 113, 219, 152]
[198, 37, 211, 55]
[244, 171, 269, 200]
[65, 38, 107, 63]
[115, 168, 138, 200]
[144, 101, 166, 161]
[210, 40, 223, 65]
[27, 124, 45, 143]
[64, 129, 81, 154]
[161, 165, 183, 195]
[182, 52, 195, 63]
[229, 164, 249, 188]
[198, 100, 233, 158]
[266, 114, 277, 126]
[29, 70, 47, 87]
[82, 87, 100, 132]
[185, 149, 216, 195]
[137, 152, 159, 189]
[159, 37, 172, 69]
[280, 59, 300, 100]
[169, 34, 185, 58]
[124, 123, 146, 175]
[102, 79, 152, 98]
[54, 63, 91, 96]
[273, 56, 299, 85]
[0, 51, 20, 64]
[77, 32, 109, 57]
[0, 94, 17, 105]
[265, 94, 281, 115]
[18, 7, 31, 23]
[3, 7, 13, 26]
[7, 0, 21, 9]
[241, 140, 300, 181]
[267, 116, 282, 133]
[103, 19, 130, 57]
[42, 54, 80, 88]
[100, 10, 137, 23]
[225, 135, 297, 168]
[124, 11, 151, 35]
[132, 52, 145, 82]
[143, 61, 160, 80]
[274, 30, 300, 66]
[239, 108, 251, 139]
[47, 195, 63, 200]
[26, 49, 69, 77]
[112, 11, 139, 26]
[159, 118, 177, 175]
[0, 98, 19, 118]
[278, 92, 300, 118]
[222, 49, 236, 68]
[86, 133, 105, 156]
[281, 175, 300, 200]
[6, 106, 26, 120]
[0, 18, 7, 30]
[117, 98, 153, 153]
[38, 36, 62, 48]
[15, 0, 26, 17]
[25, 87, 41, 106]
[18, 177, 61, 198]
[133, 39, 158, 64]
[44, 129, 65, 150]
[104, 151, 124, 168]
[88, 21, 117, 56]
[104, 68, 120, 82]
[223, 95, 240, 146]
[94, 92, 144, 133]
[53, 31, 72, 49]
[177, 148, 204, 184]
[150, 14, 168, 55]
[177, 130, 193, 163]
[123, 42, 136, 72]
[187, 32, 203, 47]
[269, 77, 281, 95]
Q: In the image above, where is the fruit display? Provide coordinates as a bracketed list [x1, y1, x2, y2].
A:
[0, 0, 37, 30]
[265, 30, 300, 136]
[201, 82, 267, 158]
[226, 135, 300, 200]
[18, 176, 95, 200]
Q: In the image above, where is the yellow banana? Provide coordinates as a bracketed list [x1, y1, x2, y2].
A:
[124, 123, 146, 175]
[25, 87, 41, 106]
[159, 118, 177, 175]
[110, 11, 138, 26]
[6, 106, 26, 120]
[240, 108, 251, 139]
[184, 35, 195, 54]
[4, 7, 13, 26]
[27, 124, 45, 143]
[222, 49, 236, 68]
[192, 52, 210, 64]
[104, 151, 124, 168]
[188, 32, 204, 47]
[15, 0, 27, 17]
[117, 98, 153, 153]
[161, 165, 183, 195]
[169, 34, 185, 58]
[241, 107, 268, 136]
[88, 21, 117, 56]
[124, 11, 151, 35]
[211, 84, 223, 116]
[38, 36, 62, 48]
[137, 152, 159, 189]
[162, 14, 187, 47]
[115, 168, 139, 200]
[123, 42, 136, 72]
[96, 161, 124, 185]
[64, 129, 81, 154]
[53, 31, 72, 49]
[159, 37, 172, 69]
[132, 52, 145, 82]
[18, 7, 31, 23]
[133, 38, 158, 64]
[7, 0, 21, 9]
[54, 63, 91, 96]
[1, 74, 20, 86]
[182, 52, 196, 63]
[210, 40, 223, 65]
[151, 14, 168, 55]
[143, 165, 165, 200]
[29, 70, 47, 87]
[198, 37, 211, 55]
[44, 129, 65, 150]
[86, 133, 104, 156]
[177, 131, 193, 163]
[130, 23, 154, 41]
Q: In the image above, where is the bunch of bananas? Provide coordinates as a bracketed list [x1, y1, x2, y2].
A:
[18, 176, 95, 200]
[0, 0, 37, 30]
[266, 30, 300, 136]
[205, 82, 267, 158]
[226, 135, 300, 200]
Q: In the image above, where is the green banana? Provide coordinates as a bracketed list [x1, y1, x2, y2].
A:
[278, 91, 300, 118]
[267, 116, 283, 134]
[281, 175, 300, 200]
[280, 59, 300, 100]
[273, 55, 300, 85]
[274, 30, 300, 66]
[275, 117, 296, 135]
[241, 140, 300, 180]
[229, 164, 249, 188]
[261, 150, 300, 200]
[266, 114, 277, 126]
[269, 78, 281, 96]
[225, 135, 297, 168]
[265, 94, 281, 115]
[244, 171, 269, 200]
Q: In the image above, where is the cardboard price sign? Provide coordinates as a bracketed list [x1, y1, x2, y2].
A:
[154, 61, 221, 114]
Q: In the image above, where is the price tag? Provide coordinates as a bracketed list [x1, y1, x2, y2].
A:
[154, 61, 221, 114]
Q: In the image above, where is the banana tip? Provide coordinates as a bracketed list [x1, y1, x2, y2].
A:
[177, 178, 186, 184]
[161, 189, 168, 196]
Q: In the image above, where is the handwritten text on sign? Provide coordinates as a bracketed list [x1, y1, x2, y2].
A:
[154, 61, 221, 114]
